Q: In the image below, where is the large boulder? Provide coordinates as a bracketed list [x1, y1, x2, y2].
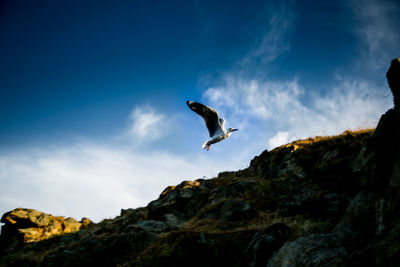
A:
[0, 208, 91, 244]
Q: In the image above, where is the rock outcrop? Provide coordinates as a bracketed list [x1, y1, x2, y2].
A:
[0, 58, 399, 266]
[0, 208, 91, 244]
[387, 58, 400, 109]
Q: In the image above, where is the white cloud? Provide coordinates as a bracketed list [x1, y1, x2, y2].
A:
[126, 105, 169, 144]
[0, 143, 235, 223]
[311, 79, 390, 132]
[268, 131, 290, 148]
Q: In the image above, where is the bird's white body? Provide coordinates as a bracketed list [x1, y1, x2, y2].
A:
[201, 130, 233, 149]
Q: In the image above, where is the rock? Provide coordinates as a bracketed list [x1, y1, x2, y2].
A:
[387, 58, 400, 109]
[163, 213, 183, 229]
[277, 189, 349, 218]
[132, 230, 258, 267]
[80, 217, 94, 229]
[137, 220, 169, 233]
[277, 188, 320, 216]
[267, 233, 347, 267]
[248, 150, 272, 176]
[199, 199, 257, 221]
[117, 207, 147, 229]
[40, 225, 158, 267]
[241, 223, 292, 267]
[0, 208, 89, 244]
[147, 180, 209, 223]
[320, 193, 349, 216]
[64, 217, 82, 233]
[248, 147, 304, 178]
[347, 221, 400, 266]
[208, 180, 259, 204]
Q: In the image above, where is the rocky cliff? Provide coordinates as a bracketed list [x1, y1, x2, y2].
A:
[1, 59, 399, 266]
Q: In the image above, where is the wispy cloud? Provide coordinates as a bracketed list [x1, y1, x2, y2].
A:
[241, 1, 295, 66]
[125, 105, 169, 144]
[205, 78, 303, 121]
[351, 0, 400, 71]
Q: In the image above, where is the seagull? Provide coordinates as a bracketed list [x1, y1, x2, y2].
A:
[186, 100, 238, 151]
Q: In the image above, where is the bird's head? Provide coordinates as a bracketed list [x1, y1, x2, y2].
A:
[228, 128, 238, 133]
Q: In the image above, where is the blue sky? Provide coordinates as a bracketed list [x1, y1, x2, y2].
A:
[1, 0, 399, 222]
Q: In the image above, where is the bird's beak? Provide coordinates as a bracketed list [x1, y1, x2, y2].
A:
[233, 128, 238, 132]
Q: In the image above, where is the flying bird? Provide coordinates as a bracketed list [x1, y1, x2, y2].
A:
[186, 101, 238, 151]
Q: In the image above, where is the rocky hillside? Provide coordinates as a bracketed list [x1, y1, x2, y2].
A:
[1, 58, 399, 266]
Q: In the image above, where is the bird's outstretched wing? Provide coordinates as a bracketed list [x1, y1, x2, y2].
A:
[219, 118, 225, 129]
[186, 101, 224, 137]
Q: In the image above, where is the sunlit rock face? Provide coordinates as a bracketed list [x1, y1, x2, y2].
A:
[1, 59, 400, 266]
[0, 208, 91, 244]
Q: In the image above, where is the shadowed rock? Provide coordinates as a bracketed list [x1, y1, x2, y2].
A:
[241, 223, 292, 267]
[267, 58, 400, 266]
[387, 58, 400, 109]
